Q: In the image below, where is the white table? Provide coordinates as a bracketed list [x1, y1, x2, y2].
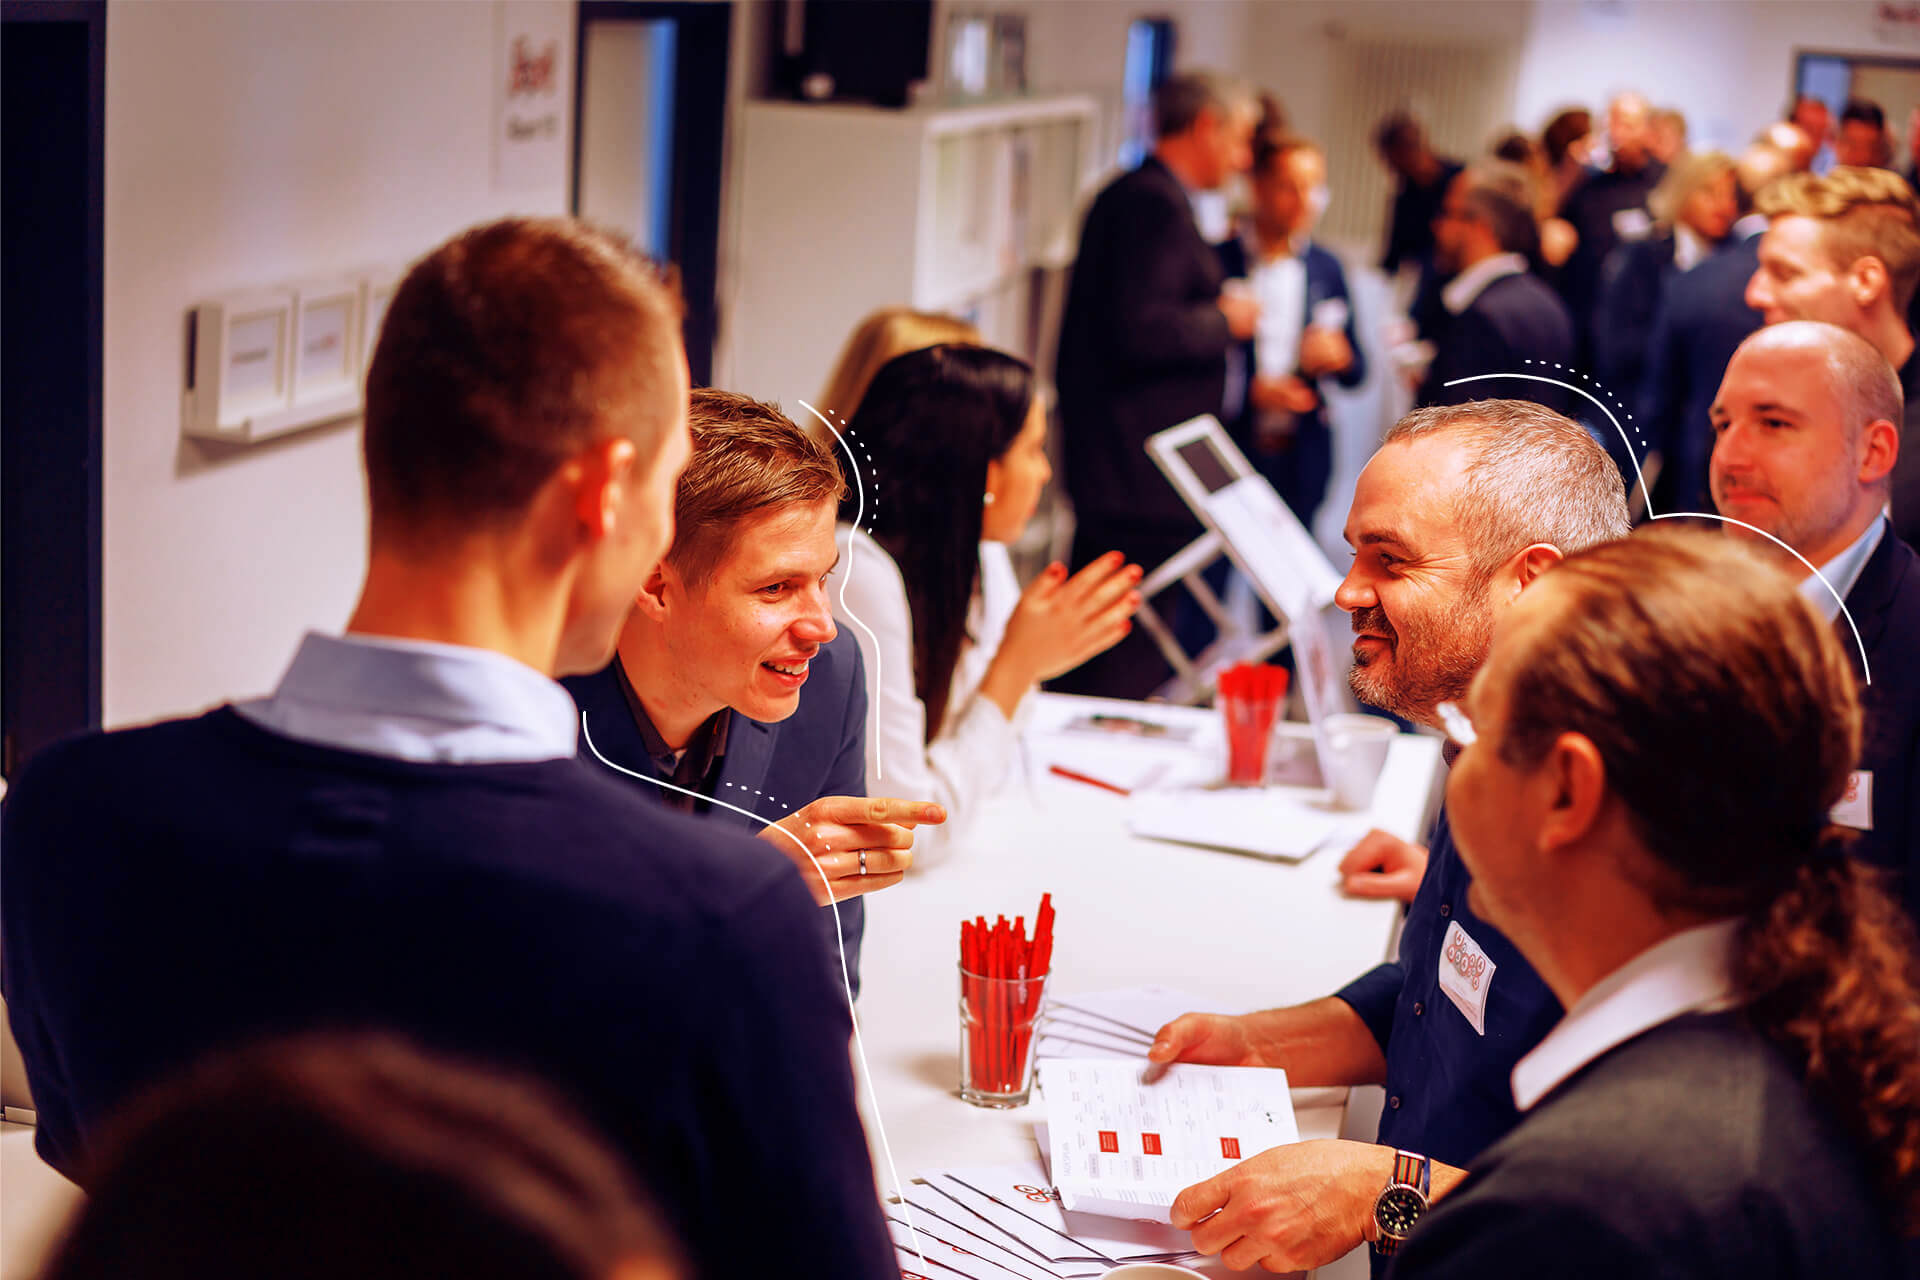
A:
[852, 694, 1443, 1277]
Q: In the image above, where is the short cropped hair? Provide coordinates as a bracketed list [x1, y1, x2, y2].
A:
[1458, 162, 1540, 256]
[1385, 400, 1631, 576]
[1155, 71, 1253, 140]
[665, 389, 846, 587]
[1840, 98, 1886, 132]
[42, 1033, 680, 1280]
[363, 217, 684, 547]
[1252, 131, 1317, 178]
[1374, 111, 1423, 157]
[1757, 167, 1920, 311]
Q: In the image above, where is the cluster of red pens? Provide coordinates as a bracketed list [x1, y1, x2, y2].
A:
[959, 893, 1056, 1096]
[1220, 662, 1289, 786]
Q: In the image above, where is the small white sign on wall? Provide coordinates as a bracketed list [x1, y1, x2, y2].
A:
[494, 0, 570, 193]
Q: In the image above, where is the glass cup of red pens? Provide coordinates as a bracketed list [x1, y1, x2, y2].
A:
[1220, 662, 1288, 786]
[959, 893, 1055, 1108]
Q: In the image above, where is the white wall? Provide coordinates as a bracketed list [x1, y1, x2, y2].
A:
[103, 0, 573, 728]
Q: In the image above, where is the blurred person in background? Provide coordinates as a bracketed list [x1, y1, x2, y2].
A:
[1384, 529, 1915, 1278]
[1055, 70, 1257, 699]
[1377, 111, 1465, 283]
[1763, 119, 1819, 174]
[811, 308, 978, 438]
[1629, 141, 1776, 515]
[1219, 132, 1365, 529]
[1418, 163, 1575, 416]
[1593, 151, 1739, 403]
[1557, 92, 1667, 365]
[833, 345, 1139, 861]
[1837, 98, 1894, 171]
[42, 1034, 685, 1280]
[1791, 93, 1835, 173]
[1748, 167, 1918, 546]
[1649, 106, 1688, 165]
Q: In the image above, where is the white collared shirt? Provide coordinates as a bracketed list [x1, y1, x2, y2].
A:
[235, 631, 580, 764]
[1440, 252, 1528, 315]
[1672, 224, 1712, 273]
[1248, 236, 1307, 380]
[1511, 918, 1742, 1111]
[1798, 517, 1884, 623]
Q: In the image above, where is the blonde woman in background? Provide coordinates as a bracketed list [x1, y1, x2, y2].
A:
[810, 307, 981, 438]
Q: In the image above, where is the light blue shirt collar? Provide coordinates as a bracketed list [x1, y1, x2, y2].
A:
[234, 631, 579, 764]
[1798, 517, 1884, 623]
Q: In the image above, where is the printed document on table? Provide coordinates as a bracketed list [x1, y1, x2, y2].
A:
[888, 1217, 1061, 1280]
[1039, 1059, 1299, 1222]
[920, 1159, 1193, 1263]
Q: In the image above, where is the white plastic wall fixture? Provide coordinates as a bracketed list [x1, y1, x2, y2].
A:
[289, 275, 361, 409]
[181, 288, 298, 442]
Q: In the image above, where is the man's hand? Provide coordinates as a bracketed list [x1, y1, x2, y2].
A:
[1148, 1013, 1267, 1068]
[1219, 289, 1261, 340]
[758, 795, 945, 906]
[1171, 1139, 1391, 1272]
[1337, 829, 1428, 903]
[1297, 326, 1354, 378]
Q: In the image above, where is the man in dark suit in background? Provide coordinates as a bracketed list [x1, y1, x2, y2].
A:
[1417, 163, 1575, 416]
[1055, 71, 1259, 698]
[1628, 141, 1784, 516]
[1557, 92, 1666, 364]
[1710, 322, 1916, 917]
[565, 389, 942, 994]
[1218, 132, 1366, 530]
[1376, 112, 1464, 282]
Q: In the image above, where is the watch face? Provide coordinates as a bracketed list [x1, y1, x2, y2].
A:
[1375, 1185, 1427, 1237]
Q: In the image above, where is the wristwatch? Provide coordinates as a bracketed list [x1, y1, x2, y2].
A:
[1370, 1149, 1431, 1255]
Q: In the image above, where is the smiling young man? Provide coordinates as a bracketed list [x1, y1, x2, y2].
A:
[1149, 401, 1629, 1275]
[1710, 321, 1916, 917]
[565, 389, 942, 992]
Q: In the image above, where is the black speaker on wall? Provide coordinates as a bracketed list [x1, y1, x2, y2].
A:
[779, 0, 932, 109]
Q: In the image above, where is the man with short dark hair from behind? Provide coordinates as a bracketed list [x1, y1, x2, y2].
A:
[1747, 166, 1919, 546]
[1710, 320, 1917, 919]
[1375, 111, 1464, 280]
[0, 218, 897, 1280]
[1054, 69, 1260, 698]
[1557, 91, 1667, 363]
[565, 388, 945, 995]
[43, 1032, 684, 1280]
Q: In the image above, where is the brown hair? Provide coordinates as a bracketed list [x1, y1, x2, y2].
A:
[1497, 528, 1917, 1236]
[1385, 401, 1631, 578]
[812, 308, 981, 437]
[1252, 131, 1317, 180]
[1757, 167, 1920, 311]
[44, 1033, 681, 1280]
[363, 217, 685, 549]
[665, 388, 846, 587]
[1541, 108, 1592, 168]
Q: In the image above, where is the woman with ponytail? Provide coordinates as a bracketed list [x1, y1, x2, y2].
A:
[828, 345, 1141, 862]
[1388, 527, 1915, 1278]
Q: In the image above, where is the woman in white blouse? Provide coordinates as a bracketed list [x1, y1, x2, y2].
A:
[828, 344, 1141, 861]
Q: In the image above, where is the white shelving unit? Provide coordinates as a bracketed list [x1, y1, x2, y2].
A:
[727, 96, 1099, 412]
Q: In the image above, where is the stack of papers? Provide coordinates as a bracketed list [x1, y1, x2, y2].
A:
[1038, 1059, 1299, 1222]
[892, 1157, 1202, 1279]
[1035, 986, 1235, 1063]
[1126, 788, 1366, 862]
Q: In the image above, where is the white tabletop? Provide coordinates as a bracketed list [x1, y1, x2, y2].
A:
[851, 694, 1443, 1275]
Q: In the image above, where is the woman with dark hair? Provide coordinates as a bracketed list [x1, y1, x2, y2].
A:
[1384, 528, 1915, 1275]
[40, 1033, 683, 1280]
[829, 344, 1140, 859]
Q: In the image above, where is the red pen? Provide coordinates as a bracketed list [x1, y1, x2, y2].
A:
[1048, 764, 1131, 796]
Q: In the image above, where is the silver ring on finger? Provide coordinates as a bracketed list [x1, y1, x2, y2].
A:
[859, 849, 868, 875]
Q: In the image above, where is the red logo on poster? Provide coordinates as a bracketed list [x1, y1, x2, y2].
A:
[1220, 1137, 1241, 1159]
[1012, 1183, 1055, 1204]
[1098, 1130, 1119, 1153]
[1142, 1132, 1163, 1155]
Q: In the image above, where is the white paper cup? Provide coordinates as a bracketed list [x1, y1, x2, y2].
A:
[1325, 713, 1398, 810]
[1101, 1266, 1209, 1279]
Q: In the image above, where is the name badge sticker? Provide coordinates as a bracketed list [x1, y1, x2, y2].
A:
[1831, 770, 1873, 831]
[1437, 919, 1495, 1036]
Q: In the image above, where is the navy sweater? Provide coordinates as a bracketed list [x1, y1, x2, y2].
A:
[1, 708, 894, 1280]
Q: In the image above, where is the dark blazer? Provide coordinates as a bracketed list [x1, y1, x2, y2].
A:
[1215, 235, 1366, 527]
[1555, 160, 1665, 361]
[1057, 155, 1233, 531]
[563, 630, 871, 988]
[1592, 230, 1678, 399]
[1840, 525, 1919, 918]
[1417, 270, 1575, 416]
[1632, 231, 1763, 515]
[1388, 1011, 1904, 1280]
